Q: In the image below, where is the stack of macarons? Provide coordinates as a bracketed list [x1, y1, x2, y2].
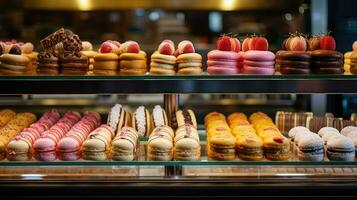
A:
[276, 33, 311, 74]
[107, 104, 132, 135]
[0, 44, 32, 75]
[341, 126, 357, 155]
[33, 111, 82, 161]
[241, 35, 275, 75]
[175, 40, 202, 75]
[343, 41, 357, 74]
[7, 109, 61, 161]
[111, 126, 140, 161]
[150, 40, 177, 75]
[288, 126, 324, 161]
[174, 124, 201, 161]
[309, 33, 343, 74]
[118, 41, 147, 75]
[0, 112, 37, 160]
[147, 126, 175, 161]
[82, 125, 114, 161]
[93, 40, 120, 74]
[207, 34, 241, 74]
[81, 41, 97, 71]
[57, 111, 101, 161]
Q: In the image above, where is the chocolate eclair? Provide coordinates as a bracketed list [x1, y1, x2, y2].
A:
[175, 109, 197, 129]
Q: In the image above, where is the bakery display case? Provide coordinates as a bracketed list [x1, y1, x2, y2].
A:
[1, 0, 357, 198]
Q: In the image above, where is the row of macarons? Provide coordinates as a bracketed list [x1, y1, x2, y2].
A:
[1, 29, 356, 75]
[289, 126, 357, 161]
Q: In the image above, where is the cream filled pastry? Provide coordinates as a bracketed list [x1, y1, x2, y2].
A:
[111, 126, 139, 161]
[132, 106, 152, 137]
[151, 105, 168, 128]
[107, 104, 131, 135]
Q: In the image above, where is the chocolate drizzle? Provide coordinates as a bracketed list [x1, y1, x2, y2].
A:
[183, 110, 193, 126]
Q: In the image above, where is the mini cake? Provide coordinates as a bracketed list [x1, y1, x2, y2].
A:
[33, 111, 81, 161]
[20, 42, 38, 67]
[93, 41, 120, 72]
[147, 126, 174, 161]
[132, 106, 153, 137]
[296, 132, 324, 161]
[241, 36, 275, 75]
[0, 113, 37, 160]
[111, 126, 139, 161]
[174, 124, 200, 161]
[150, 40, 176, 75]
[151, 105, 168, 129]
[37, 52, 60, 68]
[81, 41, 97, 71]
[0, 45, 31, 74]
[208, 132, 236, 161]
[7, 109, 60, 161]
[207, 35, 241, 74]
[119, 41, 147, 75]
[176, 40, 202, 75]
[326, 135, 355, 161]
[82, 125, 114, 161]
[57, 112, 101, 161]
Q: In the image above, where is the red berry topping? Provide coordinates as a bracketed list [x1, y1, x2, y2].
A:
[99, 42, 113, 53]
[159, 43, 174, 55]
[320, 33, 336, 51]
[174, 49, 180, 57]
[230, 38, 241, 52]
[127, 41, 140, 53]
[273, 137, 284, 143]
[217, 35, 232, 51]
[242, 37, 251, 52]
[252, 37, 269, 51]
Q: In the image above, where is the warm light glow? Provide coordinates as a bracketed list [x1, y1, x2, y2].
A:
[77, 0, 92, 11]
[221, 0, 236, 10]
[21, 174, 45, 180]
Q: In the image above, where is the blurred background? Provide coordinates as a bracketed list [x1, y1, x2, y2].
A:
[0, 0, 356, 126]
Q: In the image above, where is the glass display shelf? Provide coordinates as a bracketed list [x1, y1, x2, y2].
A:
[1, 74, 357, 94]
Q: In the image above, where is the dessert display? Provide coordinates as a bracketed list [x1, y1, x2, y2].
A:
[151, 105, 168, 129]
[227, 112, 263, 161]
[0, 109, 16, 128]
[57, 111, 101, 161]
[82, 125, 114, 161]
[7, 109, 60, 161]
[207, 35, 241, 74]
[205, 112, 236, 161]
[0, 112, 37, 160]
[33, 111, 82, 161]
[174, 124, 200, 161]
[250, 112, 290, 160]
[119, 41, 147, 75]
[150, 40, 176, 75]
[111, 126, 139, 161]
[107, 104, 132, 134]
[276, 33, 311, 74]
[132, 106, 152, 137]
[81, 41, 97, 71]
[309, 33, 343, 74]
[176, 40, 202, 75]
[147, 126, 174, 161]
[0, 44, 32, 75]
[241, 35, 275, 75]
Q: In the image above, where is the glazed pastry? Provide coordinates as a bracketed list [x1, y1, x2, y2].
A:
[176, 41, 202, 75]
[0, 112, 37, 160]
[34, 112, 81, 161]
[0, 45, 31, 73]
[326, 135, 355, 161]
[7, 109, 60, 161]
[174, 124, 200, 161]
[150, 40, 176, 75]
[111, 126, 139, 161]
[107, 104, 132, 135]
[37, 52, 60, 68]
[132, 106, 153, 137]
[119, 41, 147, 75]
[0, 109, 16, 128]
[151, 105, 168, 128]
[228, 112, 263, 161]
[57, 111, 101, 161]
[147, 126, 174, 161]
[296, 132, 324, 161]
[249, 112, 290, 161]
[175, 109, 197, 129]
[82, 125, 114, 161]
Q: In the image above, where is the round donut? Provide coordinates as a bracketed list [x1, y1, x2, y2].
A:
[280, 67, 310, 74]
[119, 53, 146, 61]
[177, 67, 202, 75]
[176, 53, 202, 63]
[150, 67, 175, 75]
[243, 50, 275, 61]
[242, 66, 275, 75]
[120, 60, 147, 69]
[207, 66, 238, 75]
[207, 50, 240, 62]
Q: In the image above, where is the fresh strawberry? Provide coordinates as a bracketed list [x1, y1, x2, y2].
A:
[178, 40, 195, 54]
[163, 39, 175, 47]
[216, 35, 232, 51]
[126, 41, 140, 53]
[288, 36, 307, 51]
[99, 42, 113, 53]
[242, 37, 251, 52]
[252, 37, 268, 51]
[308, 36, 321, 51]
[320, 32, 336, 51]
[159, 42, 174, 55]
[273, 137, 284, 143]
[230, 37, 241, 52]
[248, 36, 258, 50]
[108, 40, 121, 48]
[174, 49, 180, 57]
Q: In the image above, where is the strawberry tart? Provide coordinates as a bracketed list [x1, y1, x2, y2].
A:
[150, 40, 176, 75]
[176, 40, 202, 75]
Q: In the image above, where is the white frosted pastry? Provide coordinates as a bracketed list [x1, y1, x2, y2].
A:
[318, 127, 339, 138]
[326, 135, 355, 161]
[152, 105, 168, 128]
[341, 126, 357, 136]
[288, 126, 310, 140]
[297, 133, 324, 161]
[294, 131, 313, 144]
